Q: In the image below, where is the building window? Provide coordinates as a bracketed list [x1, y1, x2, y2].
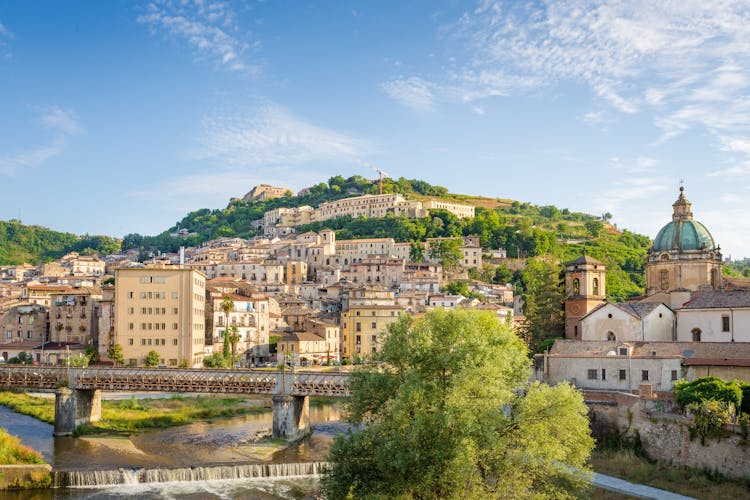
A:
[671, 370, 678, 381]
[356, 322, 361, 332]
[607, 331, 616, 341]
[592, 278, 599, 296]
[371, 322, 376, 329]
[574, 325, 578, 337]
[587, 369, 598, 380]
[722, 316, 730, 332]
[173, 339, 178, 346]
[692, 328, 702, 342]
[619, 369, 626, 381]
[660, 270, 669, 291]
[641, 370, 649, 381]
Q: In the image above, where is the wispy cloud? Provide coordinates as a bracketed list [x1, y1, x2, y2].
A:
[132, 104, 369, 206]
[192, 104, 368, 166]
[0, 19, 13, 60]
[137, 0, 257, 73]
[399, 2, 750, 160]
[40, 105, 83, 136]
[0, 106, 82, 175]
[382, 77, 436, 113]
[594, 175, 670, 216]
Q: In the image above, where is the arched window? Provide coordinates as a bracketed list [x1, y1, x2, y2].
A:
[711, 269, 718, 290]
[572, 278, 580, 295]
[593, 278, 599, 296]
[660, 270, 670, 290]
[692, 328, 702, 342]
[607, 331, 616, 341]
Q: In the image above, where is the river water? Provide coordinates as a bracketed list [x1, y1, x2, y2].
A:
[0, 398, 346, 499]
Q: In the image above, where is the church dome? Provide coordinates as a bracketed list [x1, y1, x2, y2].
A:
[652, 187, 716, 252]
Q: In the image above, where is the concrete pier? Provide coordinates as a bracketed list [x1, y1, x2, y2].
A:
[272, 394, 310, 441]
[53, 388, 101, 436]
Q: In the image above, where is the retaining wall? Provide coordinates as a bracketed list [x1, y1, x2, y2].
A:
[0, 464, 52, 489]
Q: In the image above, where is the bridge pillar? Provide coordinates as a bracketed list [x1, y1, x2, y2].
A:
[53, 388, 101, 436]
[272, 394, 309, 441]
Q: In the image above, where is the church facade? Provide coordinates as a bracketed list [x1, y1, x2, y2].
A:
[538, 187, 750, 390]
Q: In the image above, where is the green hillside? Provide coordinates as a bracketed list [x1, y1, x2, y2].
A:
[0, 175, 654, 300]
[0, 220, 121, 265]
[121, 175, 652, 300]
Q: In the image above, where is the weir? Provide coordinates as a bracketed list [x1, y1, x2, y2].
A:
[0, 366, 349, 440]
[53, 461, 328, 488]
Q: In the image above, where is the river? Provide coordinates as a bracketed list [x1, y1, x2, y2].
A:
[0, 398, 346, 499]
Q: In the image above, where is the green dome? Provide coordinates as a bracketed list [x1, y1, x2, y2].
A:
[653, 219, 715, 252]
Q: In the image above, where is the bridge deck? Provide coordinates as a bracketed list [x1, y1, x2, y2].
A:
[0, 366, 349, 397]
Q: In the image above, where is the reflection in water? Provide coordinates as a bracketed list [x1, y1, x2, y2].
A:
[0, 400, 345, 471]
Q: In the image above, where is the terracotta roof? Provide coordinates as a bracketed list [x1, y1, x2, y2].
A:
[722, 276, 750, 292]
[280, 332, 326, 342]
[682, 291, 750, 309]
[549, 340, 750, 360]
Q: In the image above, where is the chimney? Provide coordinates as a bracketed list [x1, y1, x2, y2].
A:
[179, 247, 185, 267]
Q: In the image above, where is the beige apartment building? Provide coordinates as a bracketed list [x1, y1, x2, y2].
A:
[341, 303, 404, 360]
[114, 267, 206, 367]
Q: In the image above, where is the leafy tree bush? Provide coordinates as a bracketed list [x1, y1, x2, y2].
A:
[674, 377, 742, 412]
[741, 382, 750, 415]
[107, 344, 124, 366]
[144, 350, 160, 367]
[8, 352, 34, 365]
[67, 353, 90, 367]
[689, 399, 732, 444]
[203, 353, 230, 368]
[322, 309, 594, 499]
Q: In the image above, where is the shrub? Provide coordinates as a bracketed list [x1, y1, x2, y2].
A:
[675, 377, 742, 412]
[689, 399, 732, 444]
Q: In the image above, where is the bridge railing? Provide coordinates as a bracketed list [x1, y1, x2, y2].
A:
[0, 366, 349, 396]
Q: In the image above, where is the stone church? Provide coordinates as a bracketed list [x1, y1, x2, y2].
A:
[540, 187, 750, 391]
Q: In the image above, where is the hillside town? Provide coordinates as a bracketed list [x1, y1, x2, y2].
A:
[0, 188, 506, 369]
[3, 184, 750, 400]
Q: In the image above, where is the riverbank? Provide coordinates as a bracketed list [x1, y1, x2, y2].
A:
[0, 391, 272, 435]
[0, 428, 51, 490]
[591, 448, 750, 499]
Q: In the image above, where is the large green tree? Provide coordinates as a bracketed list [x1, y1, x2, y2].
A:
[522, 257, 565, 350]
[322, 309, 593, 499]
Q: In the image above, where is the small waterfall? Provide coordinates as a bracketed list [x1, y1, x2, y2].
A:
[53, 461, 328, 488]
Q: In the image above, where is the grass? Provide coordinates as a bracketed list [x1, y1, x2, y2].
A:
[0, 427, 45, 465]
[591, 447, 750, 500]
[0, 392, 54, 424]
[0, 391, 272, 436]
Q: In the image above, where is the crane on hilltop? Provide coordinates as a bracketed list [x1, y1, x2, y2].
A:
[366, 164, 390, 195]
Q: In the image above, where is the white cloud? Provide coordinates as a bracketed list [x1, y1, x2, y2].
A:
[40, 106, 82, 136]
[137, 1, 257, 73]
[193, 104, 368, 166]
[594, 175, 670, 215]
[0, 21, 9, 38]
[382, 77, 436, 112]
[0, 144, 61, 176]
[0, 106, 82, 176]
[131, 103, 371, 208]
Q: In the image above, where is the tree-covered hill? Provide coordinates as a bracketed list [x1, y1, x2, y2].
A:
[0, 220, 121, 265]
[120, 175, 653, 300]
[0, 175, 655, 300]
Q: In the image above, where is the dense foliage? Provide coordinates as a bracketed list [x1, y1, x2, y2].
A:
[0, 220, 121, 265]
[674, 377, 743, 412]
[322, 309, 594, 499]
[521, 258, 566, 350]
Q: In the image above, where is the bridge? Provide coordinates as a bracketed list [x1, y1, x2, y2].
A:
[0, 366, 349, 440]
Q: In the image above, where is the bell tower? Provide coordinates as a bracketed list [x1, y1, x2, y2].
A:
[564, 254, 606, 339]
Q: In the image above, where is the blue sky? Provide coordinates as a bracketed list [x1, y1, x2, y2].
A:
[2, 1, 750, 258]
